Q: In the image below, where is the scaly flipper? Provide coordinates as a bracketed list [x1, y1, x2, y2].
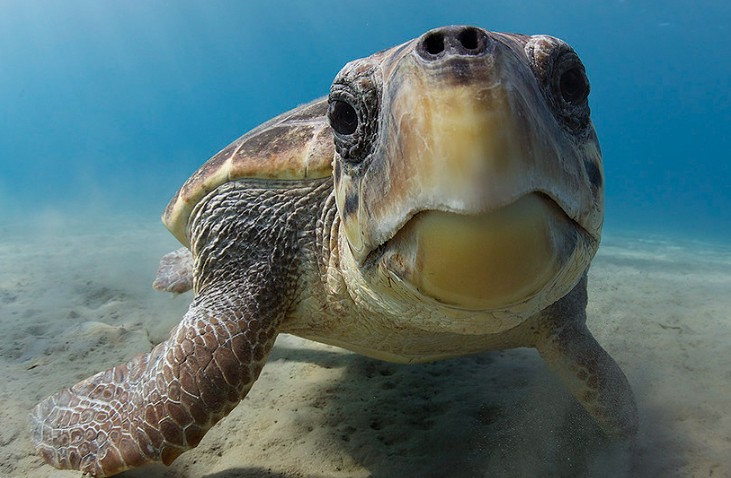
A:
[31, 284, 283, 477]
[152, 247, 194, 294]
[536, 321, 638, 437]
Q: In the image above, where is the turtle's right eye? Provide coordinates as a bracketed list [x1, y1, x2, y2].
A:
[329, 74, 380, 163]
[328, 100, 359, 135]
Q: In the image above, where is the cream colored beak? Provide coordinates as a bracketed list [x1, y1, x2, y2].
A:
[381, 193, 575, 310]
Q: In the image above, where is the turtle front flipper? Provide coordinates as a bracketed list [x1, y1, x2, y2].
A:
[31, 284, 283, 477]
[536, 321, 638, 438]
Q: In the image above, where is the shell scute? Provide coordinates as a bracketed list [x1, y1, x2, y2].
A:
[163, 98, 334, 246]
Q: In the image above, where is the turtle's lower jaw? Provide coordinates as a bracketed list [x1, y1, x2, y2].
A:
[380, 193, 582, 311]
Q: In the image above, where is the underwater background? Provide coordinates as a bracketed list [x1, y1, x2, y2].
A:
[1, 0, 729, 242]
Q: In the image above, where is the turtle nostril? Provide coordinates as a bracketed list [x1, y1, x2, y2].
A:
[457, 27, 480, 51]
[417, 26, 489, 61]
[423, 32, 445, 55]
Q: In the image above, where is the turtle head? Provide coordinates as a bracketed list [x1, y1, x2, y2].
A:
[328, 26, 603, 322]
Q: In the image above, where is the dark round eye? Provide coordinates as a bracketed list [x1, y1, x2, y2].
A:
[328, 100, 358, 135]
[559, 67, 589, 104]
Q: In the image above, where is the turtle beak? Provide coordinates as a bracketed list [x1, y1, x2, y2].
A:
[379, 193, 580, 311]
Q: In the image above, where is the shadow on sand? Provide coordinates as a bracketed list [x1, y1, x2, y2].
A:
[120, 340, 681, 478]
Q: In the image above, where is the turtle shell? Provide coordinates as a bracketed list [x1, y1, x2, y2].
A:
[163, 98, 334, 246]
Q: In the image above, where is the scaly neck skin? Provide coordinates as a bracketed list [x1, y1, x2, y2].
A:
[188, 177, 334, 301]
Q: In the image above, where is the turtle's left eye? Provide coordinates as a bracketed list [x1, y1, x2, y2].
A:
[559, 67, 589, 104]
[329, 100, 359, 135]
[525, 36, 591, 132]
[552, 55, 590, 131]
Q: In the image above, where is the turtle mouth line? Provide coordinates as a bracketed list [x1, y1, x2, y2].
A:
[369, 192, 587, 311]
[364, 192, 586, 266]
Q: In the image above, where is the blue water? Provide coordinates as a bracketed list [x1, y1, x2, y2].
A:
[1, 0, 729, 241]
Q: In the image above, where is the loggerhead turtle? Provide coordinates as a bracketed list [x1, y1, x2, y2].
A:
[31, 26, 638, 476]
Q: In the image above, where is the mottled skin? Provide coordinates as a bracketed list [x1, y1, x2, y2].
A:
[31, 26, 638, 477]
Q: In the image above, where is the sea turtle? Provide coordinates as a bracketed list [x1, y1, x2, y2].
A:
[31, 25, 638, 476]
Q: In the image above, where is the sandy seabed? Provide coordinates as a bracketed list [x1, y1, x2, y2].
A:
[1, 215, 729, 478]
